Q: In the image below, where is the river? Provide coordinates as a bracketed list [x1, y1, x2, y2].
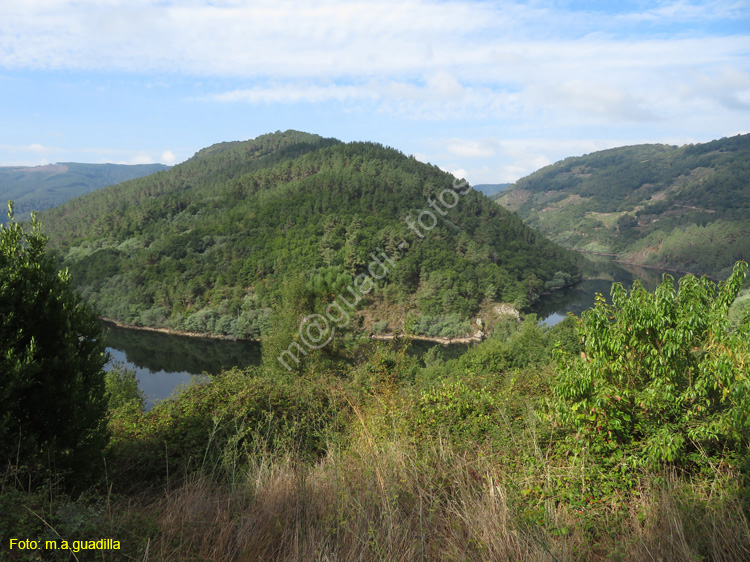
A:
[104, 256, 687, 408]
[533, 255, 686, 326]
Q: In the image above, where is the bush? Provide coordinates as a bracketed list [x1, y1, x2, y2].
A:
[0, 204, 108, 483]
[106, 368, 346, 489]
[104, 363, 145, 412]
[414, 379, 500, 442]
[411, 314, 471, 339]
[552, 262, 750, 470]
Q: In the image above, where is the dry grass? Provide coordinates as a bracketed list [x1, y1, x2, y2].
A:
[101, 430, 750, 562]
[141, 444, 562, 562]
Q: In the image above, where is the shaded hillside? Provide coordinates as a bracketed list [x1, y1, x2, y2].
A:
[0, 162, 169, 220]
[40, 130, 579, 338]
[496, 134, 750, 277]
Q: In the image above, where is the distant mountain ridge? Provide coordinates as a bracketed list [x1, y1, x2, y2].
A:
[40, 130, 579, 339]
[495, 134, 750, 277]
[473, 183, 511, 197]
[1, 162, 169, 220]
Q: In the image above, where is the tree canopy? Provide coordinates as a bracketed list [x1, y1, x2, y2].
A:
[496, 134, 750, 277]
[0, 203, 108, 482]
[40, 131, 580, 338]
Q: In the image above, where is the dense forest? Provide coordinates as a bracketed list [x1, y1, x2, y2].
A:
[0, 162, 168, 220]
[40, 130, 580, 339]
[495, 134, 750, 277]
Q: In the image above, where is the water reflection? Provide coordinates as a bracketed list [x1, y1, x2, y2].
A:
[534, 256, 687, 326]
[103, 323, 261, 409]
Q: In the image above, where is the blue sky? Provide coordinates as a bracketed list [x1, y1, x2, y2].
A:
[1, 0, 748, 184]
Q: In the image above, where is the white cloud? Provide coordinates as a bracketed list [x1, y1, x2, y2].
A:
[1, 1, 748, 175]
[426, 71, 464, 100]
[210, 83, 375, 104]
[445, 139, 495, 159]
[439, 166, 468, 180]
[160, 150, 177, 165]
[2, 1, 746, 128]
[28, 143, 53, 153]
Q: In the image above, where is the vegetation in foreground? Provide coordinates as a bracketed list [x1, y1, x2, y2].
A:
[2, 208, 750, 561]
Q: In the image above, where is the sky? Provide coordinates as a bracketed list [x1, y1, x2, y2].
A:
[1, 0, 748, 184]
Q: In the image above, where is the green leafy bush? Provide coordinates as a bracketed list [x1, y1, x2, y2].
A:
[106, 368, 346, 489]
[552, 262, 750, 470]
[104, 363, 145, 412]
[414, 379, 500, 442]
[0, 204, 108, 483]
[411, 314, 471, 339]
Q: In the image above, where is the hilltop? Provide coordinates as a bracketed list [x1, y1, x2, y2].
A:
[1, 162, 169, 220]
[495, 134, 750, 277]
[40, 130, 579, 339]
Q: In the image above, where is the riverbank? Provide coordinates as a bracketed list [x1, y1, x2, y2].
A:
[102, 318, 246, 341]
[371, 333, 482, 345]
[102, 317, 484, 346]
[576, 250, 720, 280]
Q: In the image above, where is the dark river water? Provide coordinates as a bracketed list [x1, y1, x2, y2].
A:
[103, 325, 262, 409]
[104, 256, 686, 408]
[533, 255, 686, 326]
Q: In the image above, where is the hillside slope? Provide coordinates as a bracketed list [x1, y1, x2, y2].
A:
[40, 130, 579, 339]
[495, 134, 750, 277]
[1, 162, 169, 220]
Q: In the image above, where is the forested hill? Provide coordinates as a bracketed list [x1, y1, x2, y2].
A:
[1, 162, 168, 220]
[40, 130, 579, 339]
[495, 134, 750, 277]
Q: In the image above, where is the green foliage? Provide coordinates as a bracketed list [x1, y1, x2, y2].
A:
[410, 313, 471, 339]
[0, 203, 108, 484]
[41, 130, 579, 337]
[261, 274, 316, 376]
[107, 367, 346, 489]
[729, 289, 750, 327]
[414, 379, 500, 442]
[457, 315, 569, 376]
[104, 363, 145, 413]
[552, 262, 750, 470]
[498, 133, 750, 276]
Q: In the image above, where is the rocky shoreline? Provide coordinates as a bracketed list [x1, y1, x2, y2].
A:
[102, 318, 486, 345]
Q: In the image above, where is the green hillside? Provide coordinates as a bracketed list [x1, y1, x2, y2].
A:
[40, 130, 579, 339]
[496, 134, 750, 277]
[0, 162, 169, 220]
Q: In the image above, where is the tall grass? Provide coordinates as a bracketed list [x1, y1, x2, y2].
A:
[4, 361, 749, 561]
[100, 414, 750, 562]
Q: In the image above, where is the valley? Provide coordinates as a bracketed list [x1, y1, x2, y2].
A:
[4, 130, 748, 562]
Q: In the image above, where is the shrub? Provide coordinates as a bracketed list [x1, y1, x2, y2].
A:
[411, 314, 471, 339]
[552, 262, 750, 470]
[104, 363, 145, 412]
[0, 204, 108, 483]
